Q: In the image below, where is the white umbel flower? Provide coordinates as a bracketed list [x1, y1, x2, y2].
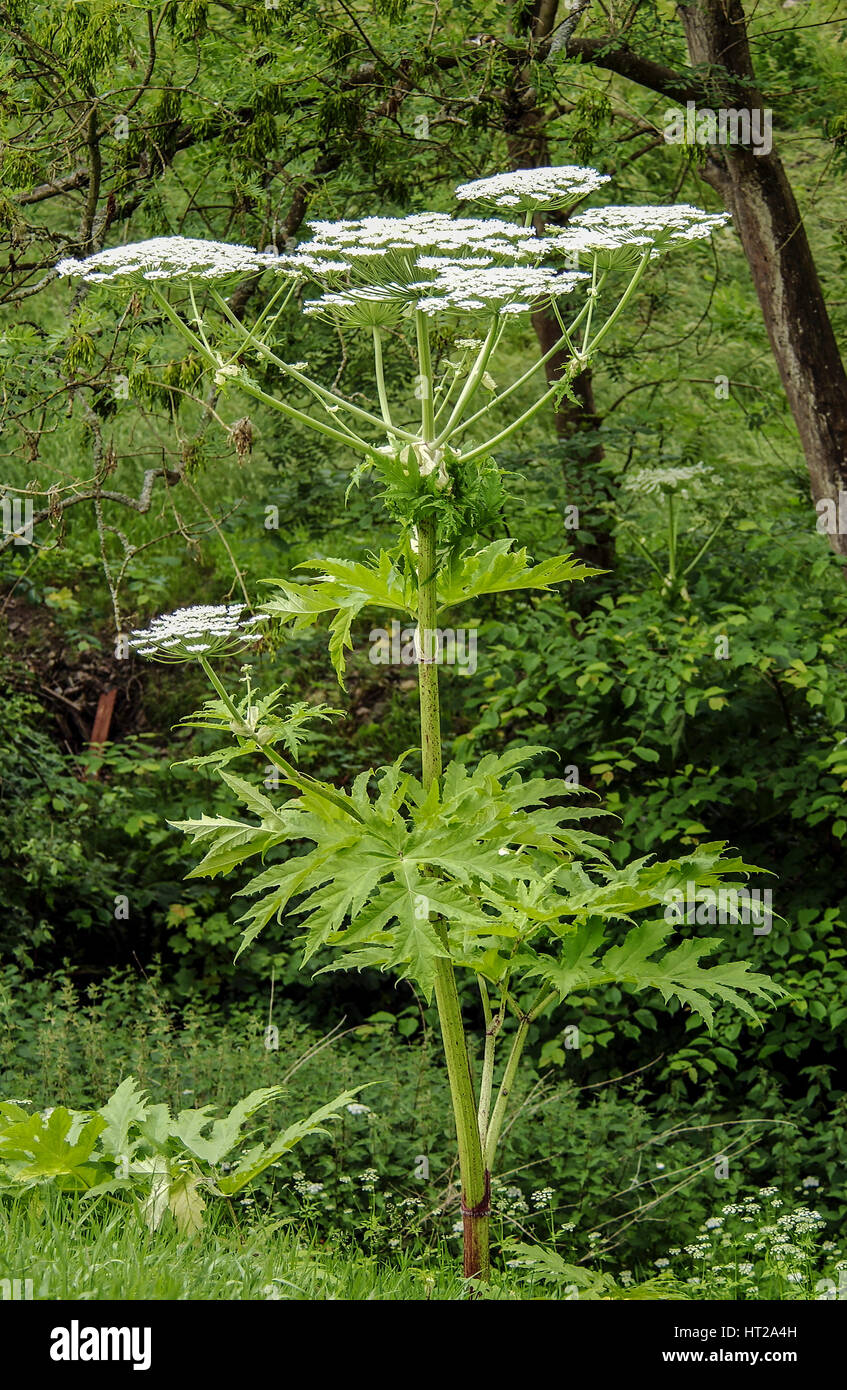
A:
[623, 463, 713, 497]
[304, 212, 543, 262]
[412, 263, 587, 315]
[455, 165, 611, 211]
[570, 204, 730, 248]
[55, 236, 342, 285]
[304, 261, 587, 324]
[548, 205, 730, 269]
[130, 603, 264, 661]
[302, 284, 410, 328]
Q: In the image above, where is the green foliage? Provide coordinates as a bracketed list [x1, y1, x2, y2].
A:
[2, 966, 843, 1277]
[0, 1075, 358, 1235]
[370, 446, 506, 542]
[172, 729, 781, 1025]
[503, 1243, 689, 1300]
[3, 0, 846, 1296]
[260, 540, 594, 686]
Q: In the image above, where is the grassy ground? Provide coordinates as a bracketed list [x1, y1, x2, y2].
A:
[0, 1193, 537, 1301]
[1, 1189, 836, 1302]
[2, 971, 842, 1302]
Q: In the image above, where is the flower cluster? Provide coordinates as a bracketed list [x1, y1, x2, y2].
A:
[129, 604, 264, 661]
[551, 203, 731, 268]
[303, 212, 544, 266]
[455, 166, 611, 211]
[56, 237, 279, 284]
[653, 1188, 840, 1300]
[412, 263, 587, 316]
[55, 172, 730, 343]
[55, 236, 343, 285]
[622, 462, 713, 497]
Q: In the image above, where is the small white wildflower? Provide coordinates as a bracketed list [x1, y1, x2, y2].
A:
[531, 1187, 555, 1208]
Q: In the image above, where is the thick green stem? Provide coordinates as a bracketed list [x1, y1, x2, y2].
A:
[417, 513, 489, 1280]
[580, 255, 599, 355]
[434, 317, 498, 447]
[583, 247, 652, 356]
[450, 293, 596, 443]
[416, 517, 442, 784]
[372, 326, 397, 439]
[434, 958, 489, 1280]
[477, 978, 499, 1149]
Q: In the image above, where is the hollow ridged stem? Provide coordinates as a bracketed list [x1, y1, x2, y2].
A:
[372, 326, 397, 439]
[417, 512, 488, 1281]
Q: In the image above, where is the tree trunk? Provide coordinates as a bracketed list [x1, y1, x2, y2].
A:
[502, 0, 615, 573]
[678, 0, 847, 556]
[530, 305, 613, 574]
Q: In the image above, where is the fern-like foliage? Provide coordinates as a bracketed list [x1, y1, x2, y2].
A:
[171, 749, 783, 1023]
[259, 541, 598, 686]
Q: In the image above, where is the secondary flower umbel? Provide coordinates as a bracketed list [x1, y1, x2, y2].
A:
[455, 165, 611, 211]
[130, 604, 264, 661]
[55, 237, 342, 284]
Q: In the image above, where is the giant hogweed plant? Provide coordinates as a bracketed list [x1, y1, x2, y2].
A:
[59, 167, 782, 1281]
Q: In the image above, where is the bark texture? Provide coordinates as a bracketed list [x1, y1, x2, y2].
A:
[678, 0, 847, 554]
